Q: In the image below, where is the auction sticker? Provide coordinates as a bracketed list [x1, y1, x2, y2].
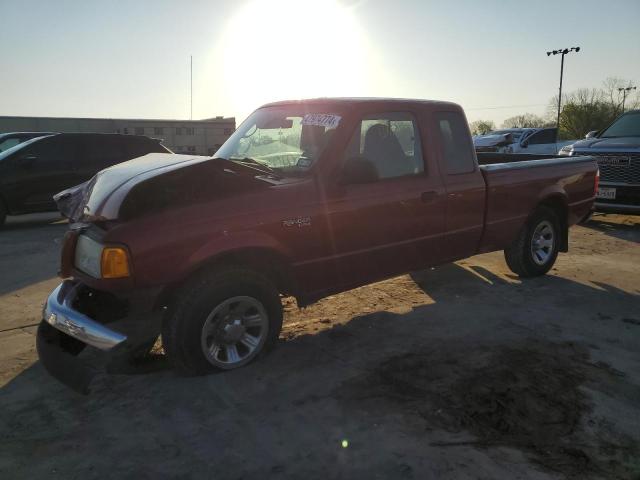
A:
[301, 114, 341, 129]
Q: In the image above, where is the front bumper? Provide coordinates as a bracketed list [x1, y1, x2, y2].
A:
[43, 281, 127, 350]
[595, 182, 640, 215]
[37, 279, 162, 393]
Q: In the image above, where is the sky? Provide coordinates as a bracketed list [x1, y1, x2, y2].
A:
[1, 0, 639, 127]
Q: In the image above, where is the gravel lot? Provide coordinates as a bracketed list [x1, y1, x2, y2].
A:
[0, 212, 638, 479]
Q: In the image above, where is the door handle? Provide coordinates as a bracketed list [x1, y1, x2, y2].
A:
[421, 191, 437, 203]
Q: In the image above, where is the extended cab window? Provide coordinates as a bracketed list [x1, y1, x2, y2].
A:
[436, 112, 476, 174]
[343, 112, 423, 181]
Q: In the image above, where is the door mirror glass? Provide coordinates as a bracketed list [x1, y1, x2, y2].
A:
[340, 156, 379, 185]
[585, 130, 598, 139]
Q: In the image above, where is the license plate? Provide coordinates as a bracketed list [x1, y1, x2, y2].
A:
[596, 187, 616, 200]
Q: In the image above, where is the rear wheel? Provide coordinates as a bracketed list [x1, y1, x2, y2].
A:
[162, 267, 283, 375]
[504, 206, 561, 277]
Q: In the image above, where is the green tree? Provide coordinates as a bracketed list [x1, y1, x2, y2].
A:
[469, 119, 495, 135]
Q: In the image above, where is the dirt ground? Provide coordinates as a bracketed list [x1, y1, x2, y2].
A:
[0, 212, 639, 479]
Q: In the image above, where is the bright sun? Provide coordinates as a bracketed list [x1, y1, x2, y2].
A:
[214, 0, 369, 120]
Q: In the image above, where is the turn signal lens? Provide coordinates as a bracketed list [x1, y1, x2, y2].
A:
[101, 247, 130, 278]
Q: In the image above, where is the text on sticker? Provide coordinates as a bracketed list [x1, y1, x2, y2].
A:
[301, 114, 342, 129]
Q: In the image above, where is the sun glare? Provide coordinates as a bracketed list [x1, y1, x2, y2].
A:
[214, 0, 370, 120]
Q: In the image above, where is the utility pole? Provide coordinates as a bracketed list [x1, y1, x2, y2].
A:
[618, 86, 637, 113]
[547, 47, 580, 130]
[190, 56, 193, 121]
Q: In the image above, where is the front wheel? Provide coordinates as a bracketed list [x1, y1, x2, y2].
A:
[504, 206, 561, 277]
[162, 267, 283, 375]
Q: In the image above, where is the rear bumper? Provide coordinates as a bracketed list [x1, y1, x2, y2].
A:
[43, 281, 127, 350]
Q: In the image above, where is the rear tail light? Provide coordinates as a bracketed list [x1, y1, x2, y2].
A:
[594, 168, 600, 196]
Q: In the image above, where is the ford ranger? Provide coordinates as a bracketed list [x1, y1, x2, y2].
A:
[36, 98, 598, 393]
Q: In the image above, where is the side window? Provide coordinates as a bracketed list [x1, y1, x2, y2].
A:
[528, 129, 556, 145]
[343, 112, 423, 181]
[22, 137, 77, 165]
[84, 137, 126, 168]
[435, 112, 476, 174]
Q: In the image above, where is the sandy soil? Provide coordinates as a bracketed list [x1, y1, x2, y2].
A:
[0, 212, 638, 479]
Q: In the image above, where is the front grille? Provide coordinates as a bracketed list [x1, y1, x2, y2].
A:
[588, 152, 640, 184]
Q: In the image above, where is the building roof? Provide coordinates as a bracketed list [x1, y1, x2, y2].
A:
[0, 115, 235, 124]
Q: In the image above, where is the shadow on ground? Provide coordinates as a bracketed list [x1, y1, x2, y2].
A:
[582, 213, 639, 244]
[1, 263, 639, 479]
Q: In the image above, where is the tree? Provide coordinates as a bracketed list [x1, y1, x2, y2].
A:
[501, 113, 551, 129]
[469, 119, 495, 135]
[548, 78, 640, 139]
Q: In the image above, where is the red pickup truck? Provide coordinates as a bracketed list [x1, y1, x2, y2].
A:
[37, 98, 598, 392]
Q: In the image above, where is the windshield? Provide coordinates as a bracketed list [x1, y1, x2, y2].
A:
[215, 106, 341, 174]
[0, 135, 51, 161]
[599, 111, 640, 138]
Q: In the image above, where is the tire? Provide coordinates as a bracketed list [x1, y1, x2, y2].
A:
[162, 266, 283, 376]
[504, 206, 561, 278]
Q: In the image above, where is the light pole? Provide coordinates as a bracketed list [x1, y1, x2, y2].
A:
[618, 86, 637, 113]
[547, 47, 580, 130]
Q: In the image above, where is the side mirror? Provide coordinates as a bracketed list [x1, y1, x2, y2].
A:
[340, 156, 379, 185]
[585, 130, 598, 139]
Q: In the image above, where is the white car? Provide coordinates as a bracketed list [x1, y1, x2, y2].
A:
[474, 128, 576, 155]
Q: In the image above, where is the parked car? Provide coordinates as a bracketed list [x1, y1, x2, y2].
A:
[0, 133, 171, 225]
[36, 98, 598, 393]
[474, 127, 576, 154]
[0, 131, 55, 152]
[559, 109, 640, 214]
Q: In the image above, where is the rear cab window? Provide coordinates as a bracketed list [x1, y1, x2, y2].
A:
[435, 111, 476, 174]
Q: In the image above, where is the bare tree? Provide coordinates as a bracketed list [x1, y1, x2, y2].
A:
[548, 78, 640, 139]
[469, 119, 495, 135]
[501, 113, 550, 129]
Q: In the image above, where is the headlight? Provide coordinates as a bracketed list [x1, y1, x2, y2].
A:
[74, 234, 130, 279]
[559, 145, 574, 156]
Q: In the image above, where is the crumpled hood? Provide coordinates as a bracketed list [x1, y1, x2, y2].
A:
[54, 153, 273, 223]
[473, 133, 514, 147]
[571, 136, 640, 150]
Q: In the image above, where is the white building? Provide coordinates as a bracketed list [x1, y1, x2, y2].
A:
[0, 115, 236, 156]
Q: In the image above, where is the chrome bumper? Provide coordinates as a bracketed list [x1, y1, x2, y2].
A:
[43, 280, 127, 350]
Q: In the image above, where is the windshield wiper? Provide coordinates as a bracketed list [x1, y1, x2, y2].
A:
[228, 156, 276, 173]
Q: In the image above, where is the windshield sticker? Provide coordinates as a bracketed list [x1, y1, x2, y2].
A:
[301, 114, 342, 130]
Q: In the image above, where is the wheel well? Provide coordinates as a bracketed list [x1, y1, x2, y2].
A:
[155, 248, 297, 311]
[538, 195, 569, 252]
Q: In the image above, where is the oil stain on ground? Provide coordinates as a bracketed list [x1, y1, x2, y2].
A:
[337, 341, 639, 479]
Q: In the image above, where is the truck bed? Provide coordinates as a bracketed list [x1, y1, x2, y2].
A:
[476, 154, 597, 254]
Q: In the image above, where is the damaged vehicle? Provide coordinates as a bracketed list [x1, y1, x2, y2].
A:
[37, 98, 598, 393]
[474, 127, 576, 154]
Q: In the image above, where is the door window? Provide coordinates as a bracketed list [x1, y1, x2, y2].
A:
[342, 112, 423, 181]
[528, 129, 557, 145]
[435, 112, 476, 174]
[20, 136, 77, 166]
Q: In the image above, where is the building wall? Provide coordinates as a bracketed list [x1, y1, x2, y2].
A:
[0, 116, 236, 156]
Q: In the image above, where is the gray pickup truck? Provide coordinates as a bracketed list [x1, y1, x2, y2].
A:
[560, 109, 640, 214]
